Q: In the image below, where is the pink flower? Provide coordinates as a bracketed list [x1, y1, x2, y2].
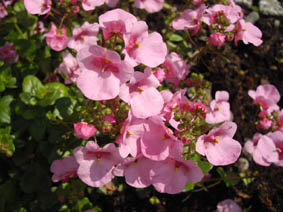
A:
[115, 154, 157, 188]
[206, 91, 231, 124]
[74, 141, 122, 187]
[256, 119, 272, 130]
[57, 52, 81, 84]
[32, 21, 45, 34]
[208, 33, 226, 47]
[81, 0, 104, 11]
[216, 199, 241, 212]
[134, 0, 164, 13]
[119, 68, 164, 119]
[267, 131, 283, 166]
[162, 52, 190, 86]
[99, 9, 137, 41]
[24, 0, 51, 15]
[0, 42, 18, 64]
[234, 19, 262, 46]
[248, 84, 280, 112]
[50, 156, 79, 182]
[74, 122, 97, 139]
[0, 3, 8, 18]
[123, 21, 167, 67]
[150, 155, 203, 194]
[76, 45, 134, 100]
[244, 133, 278, 166]
[45, 23, 68, 51]
[141, 116, 183, 161]
[68, 22, 99, 51]
[172, 4, 206, 35]
[153, 68, 165, 82]
[276, 109, 283, 132]
[196, 121, 242, 166]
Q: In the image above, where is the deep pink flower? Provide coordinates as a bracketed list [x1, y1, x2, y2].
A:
[234, 19, 262, 46]
[68, 22, 99, 51]
[134, 0, 164, 13]
[206, 91, 231, 124]
[0, 42, 18, 64]
[24, 0, 51, 15]
[77, 45, 134, 100]
[0, 3, 8, 18]
[208, 33, 226, 47]
[45, 23, 68, 51]
[74, 141, 122, 187]
[162, 52, 190, 86]
[172, 4, 206, 35]
[196, 121, 242, 166]
[150, 155, 203, 194]
[153, 68, 166, 82]
[216, 199, 241, 212]
[50, 156, 79, 182]
[123, 21, 167, 67]
[256, 119, 272, 130]
[57, 52, 81, 84]
[99, 9, 137, 41]
[74, 122, 97, 139]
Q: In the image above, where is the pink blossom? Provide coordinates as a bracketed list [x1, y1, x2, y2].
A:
[161, 52, 190, 86]
[234, 19, 262, 46]
[172, 4, 206, 35]
[24, 0, 51, 15]
[57, 52, 81, 84]
[74, 141, 122, 187]
[50, 156, 79, 182]
[81, 0, 104, 11]
[206, 91, 231, 124]
[119, 68, 164, 119]
[76, 45, 134, 100]
[248, 84, 280, 112]
[32, 21, 45, 34]
[244, 133, 278, 166]
[0, 42, 18, 64]
[141, 116, 183, 161]
[216, 199, 241, 212]
[45, 23, 68, 51]
[276, 109, 283, 132]
[104, 0, 119, 7]
[153, 68, 165, 82]
[208, 33, 226, 47]
[68, 22, 99, 51]
[115, 154, 157, 188]
[74, 122, 97, 139]
[196, 121, 242, 166]
[150, 155, 203, 194]
[267, 131, 283, 166]
[0, 3, 8, 18]
[99, 9, 137, 41]
[134, 0, 164, 13]
[123, 21, 167, 67]
[256, 119, 272, 130]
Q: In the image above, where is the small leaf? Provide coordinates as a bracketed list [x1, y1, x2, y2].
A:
[0, 127, 15, 157]
[169, 34, 183, 42]
[0, 95, 14, 124]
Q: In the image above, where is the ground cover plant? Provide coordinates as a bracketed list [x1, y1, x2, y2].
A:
[0, 0, 282, 211]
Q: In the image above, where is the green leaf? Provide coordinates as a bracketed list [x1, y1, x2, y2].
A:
[190, 153, 213, 175]
[22, 75, 45, 97]
[0, 95, 14, 124]
[169, 34, 183, 42]
[29, 118, 47, 141]
[0, 67, 17, 92]
[184, 182, 195, 192]
[0, 127, 15, 157]
[39, 82, 69, 107]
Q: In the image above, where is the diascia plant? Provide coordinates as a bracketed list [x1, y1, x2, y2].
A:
[0, 0, 271, 211]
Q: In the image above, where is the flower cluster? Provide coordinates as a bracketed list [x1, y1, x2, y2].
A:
[42, 3, 248, 194]
[245, 84, 283, 167]
[173, 0, 262, 47]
